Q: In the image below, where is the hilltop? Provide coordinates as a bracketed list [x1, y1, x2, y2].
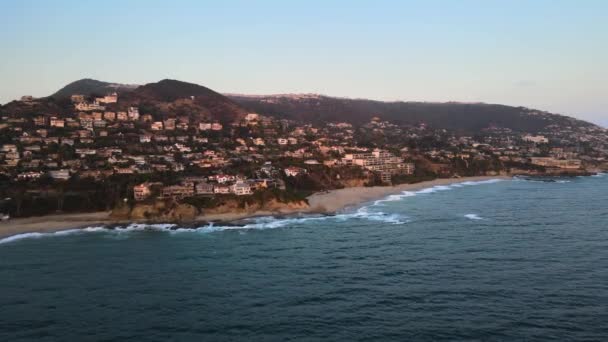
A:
[52, 78, 138, 98]
[120, 79, 246, 123]
[1, 79, 247, 124]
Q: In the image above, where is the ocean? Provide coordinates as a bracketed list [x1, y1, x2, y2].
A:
[1, 175, 607, 341]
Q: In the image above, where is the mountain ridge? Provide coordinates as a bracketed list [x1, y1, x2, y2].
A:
[13, 78, 601, 133]
[227, 93, 599, 133]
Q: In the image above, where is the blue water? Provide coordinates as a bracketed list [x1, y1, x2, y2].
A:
[1, 176, 607, 341]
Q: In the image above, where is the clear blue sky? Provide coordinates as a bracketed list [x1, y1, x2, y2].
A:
[1, 0, 607, 126]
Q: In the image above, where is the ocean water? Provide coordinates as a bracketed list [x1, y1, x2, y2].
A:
[1, 176, 607, 341]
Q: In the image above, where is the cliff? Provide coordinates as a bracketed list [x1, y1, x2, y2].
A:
[110, 201, 199, 222]
[203, 198, 309, 215]
[110, 198, 309, 222]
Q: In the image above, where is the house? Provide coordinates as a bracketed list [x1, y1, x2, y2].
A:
[75, 101, 105, 111]
[151, 122, 163, 130]
[215, 174, 236, 184]
[60, 138, 74, 145]
[93, 119, 107, 128]
[245, 113, 259, 121]
[195, 182, 214, 195]
[232, 181, 252, 196]
[213, 185, 232, 194]
[284, 167, 305, 177]
[48, 169, 70, 180]
[1, 144, 18, 153]
[403, 163, 416, 175]
[50, 117, 65, 128]
[163, 118, 176, 130]
[104, 111, 116, 121]
[114, 167, 135, 174]
[523, 135, 549, 144]
[17, 171, 43, 180]
[34, 116, 47, 126]
[160, 182, 194, 199]
[117, 112, 128, 121]
[98, 92, 118, 104]
[133, 183, 153, 201]
[128, 107, 140, 121]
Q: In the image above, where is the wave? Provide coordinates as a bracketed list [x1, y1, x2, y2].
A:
[0, 209, 410, 245]
[0, 224, 178, 245]
[464, 214, 483, 220]
[0, 227, 102, 245]
[415, 185, 453, 194]
[372, 178, 505, 205]
[339, 207, 409, 225]
[373, 191, 416, 206]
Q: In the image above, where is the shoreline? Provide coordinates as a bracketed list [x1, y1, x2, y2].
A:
[1, 175, 509, 240]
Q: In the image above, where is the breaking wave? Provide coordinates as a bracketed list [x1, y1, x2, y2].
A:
[464, 214, 483, 220]
[0, 210, 409, 245]
[0, 227, 104, 245]
[373, 191, 416, 206]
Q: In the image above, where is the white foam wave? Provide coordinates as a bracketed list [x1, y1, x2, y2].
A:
[464, 214, 483, 220]
[340, 207, 408, 225]
[413, 179, 504, 196]
[0, 223, 179, 245]
[459, 179, 504, 186]
[373, 191, 416, 206]
[415, 185, 452, 194]
[0, 227, 103, 245]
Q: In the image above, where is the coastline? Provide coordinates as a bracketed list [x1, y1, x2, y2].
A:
[0, 176, 509, 240]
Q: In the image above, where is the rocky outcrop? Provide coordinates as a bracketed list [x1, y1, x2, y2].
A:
[509, 168, 594, 177]
[203, 199, 309, 215]
[111, 201, 199, 221]
[111, 198, 308, 222]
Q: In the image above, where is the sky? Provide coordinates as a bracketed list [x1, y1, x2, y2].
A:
[1, 0, 607, 126]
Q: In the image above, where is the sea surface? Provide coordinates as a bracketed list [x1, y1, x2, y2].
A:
[1, 175, 607, 341]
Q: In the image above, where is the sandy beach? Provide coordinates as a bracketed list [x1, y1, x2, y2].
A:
[306, 176, 509, 213]
[0, 176, 510, 240]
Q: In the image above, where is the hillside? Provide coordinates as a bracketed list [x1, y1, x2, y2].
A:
[1, 79, 247, 124]
[0, 79, 598, 133]
[52, 78, 138, 98]
[228, 94, 597, 133]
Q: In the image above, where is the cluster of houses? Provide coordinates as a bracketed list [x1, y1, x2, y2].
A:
[134, 175, 285, 201]
[1, 91, 607, 201]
